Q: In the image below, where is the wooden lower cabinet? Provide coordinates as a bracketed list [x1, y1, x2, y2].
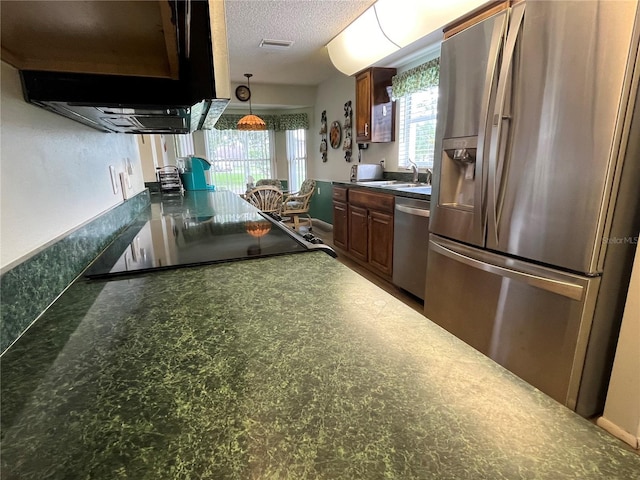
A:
[332, 201, 348, 250]
[332, 185, 394, 278]
[348, 204, 368, 262]
[368, 210, 393, 276]
[332, 186, 349, 250]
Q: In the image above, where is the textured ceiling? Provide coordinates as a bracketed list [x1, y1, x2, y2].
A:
[225, 0, 375, 86]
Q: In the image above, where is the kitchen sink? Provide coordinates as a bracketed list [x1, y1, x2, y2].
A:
[391, 185, 432, 195]
[353, 181, 432, 195]
[356, 181, 428, 188]
[382, 183, 428, 188]
[354, 180, 400, 186]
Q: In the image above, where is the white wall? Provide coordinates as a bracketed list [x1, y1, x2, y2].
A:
[598, 245, 640, 449]
[138, 135, 158, 183]
[309, 70, 407, 184]
[139, 134, 172, 183]
[0, 62, 145, 270]
[229, 82, 316, 110]
[144, 106, 317, 188]
[308, 48, 442, 183]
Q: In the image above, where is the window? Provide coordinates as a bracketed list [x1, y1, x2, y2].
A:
[174, 134, 194, 158]
[286, 129, 307, 192]
[392, 57, 440, 170]
[204, 129, 274, 193]
[397, 87, 438, 169]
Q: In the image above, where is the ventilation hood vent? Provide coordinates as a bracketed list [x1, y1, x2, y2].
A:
[4, 0, 231, 134]
[259, 39, 294, 51]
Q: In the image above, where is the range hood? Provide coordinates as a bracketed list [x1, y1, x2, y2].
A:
[2, 0, 230, 134]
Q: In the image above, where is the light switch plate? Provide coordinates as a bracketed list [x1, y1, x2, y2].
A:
[109, 165, 120, 194]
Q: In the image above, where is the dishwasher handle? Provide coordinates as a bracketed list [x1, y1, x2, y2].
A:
[396, 204, 430, 218]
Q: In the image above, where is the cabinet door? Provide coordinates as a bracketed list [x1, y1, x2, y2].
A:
[348, 204, 368, 262]
[355, 70, 371, 142]
[368, 210, 394, 276]
[332, 201, 348, 250]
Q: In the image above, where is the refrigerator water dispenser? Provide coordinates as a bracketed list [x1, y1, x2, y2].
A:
[439, 136, 477, 210]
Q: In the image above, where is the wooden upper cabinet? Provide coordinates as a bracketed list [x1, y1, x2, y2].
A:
[0, 0, 179, 79]
[355, 71, 372, 140]
[355, 67, 396, 143]
[443, 0, 510, 39]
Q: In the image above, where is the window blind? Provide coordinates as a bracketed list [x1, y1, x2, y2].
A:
[174, 134, 195, 158]
[398, 86, 438, 169]
[286, 129, 307, 192]
[204, 129, 274, 193]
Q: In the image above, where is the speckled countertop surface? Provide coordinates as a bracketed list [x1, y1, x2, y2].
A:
[2, 195, 639, 479]
[332, 180, 431, 200]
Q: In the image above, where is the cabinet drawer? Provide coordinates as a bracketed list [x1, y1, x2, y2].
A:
[349, 189, 394, 213]
[332, 186, 348, 202]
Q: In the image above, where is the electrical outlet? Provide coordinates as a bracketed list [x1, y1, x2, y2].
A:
[109, 165, 119, 194]
[317, 187, 321, 195]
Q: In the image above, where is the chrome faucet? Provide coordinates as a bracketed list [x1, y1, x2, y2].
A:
[425, 168, 433, 185]
[408, 158, 419, 183]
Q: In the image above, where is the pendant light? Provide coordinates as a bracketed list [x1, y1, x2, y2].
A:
[237, 73, 266, 131]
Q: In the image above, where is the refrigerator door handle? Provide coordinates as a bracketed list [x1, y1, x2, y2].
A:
[474, 15, 509, 243]
[430, 239, 585, 301]
[487, 2, 526, 247]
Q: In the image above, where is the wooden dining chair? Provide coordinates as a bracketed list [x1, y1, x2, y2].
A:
[281, 179, 316, 230]
[245, 185, 283, 214]
[255, 179, 283, 191]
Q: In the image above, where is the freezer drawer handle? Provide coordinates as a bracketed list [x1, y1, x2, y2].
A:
[396, 204, 430, 218]
[431, 241, 584, 301]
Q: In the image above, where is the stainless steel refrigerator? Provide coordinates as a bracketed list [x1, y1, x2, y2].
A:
[425, 0, 640, 417]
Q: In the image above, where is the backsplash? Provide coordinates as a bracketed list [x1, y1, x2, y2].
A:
[383, 171, 432, 183]
[308, 180, 333, 224]
[0, 190, 150, 353]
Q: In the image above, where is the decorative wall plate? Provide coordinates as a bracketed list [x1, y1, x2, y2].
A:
[330, 121, 342, 149]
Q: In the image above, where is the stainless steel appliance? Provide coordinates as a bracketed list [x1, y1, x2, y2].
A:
[350, 164, 383, 182]
[393, 198, 430, 300]
[15, 1, 230, 134]
[425, 0, 640, 417]
[85, 191, 335, 279]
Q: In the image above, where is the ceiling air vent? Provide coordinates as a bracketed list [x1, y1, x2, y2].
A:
[259, 39, 294, 51]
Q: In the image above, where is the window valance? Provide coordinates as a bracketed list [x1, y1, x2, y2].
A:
[208, 113, 309, 131]
[391, 58, 440, 100]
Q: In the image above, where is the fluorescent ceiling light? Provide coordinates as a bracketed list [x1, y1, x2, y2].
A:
[327, 7, 398, 76]
[327, 0, 489, 76]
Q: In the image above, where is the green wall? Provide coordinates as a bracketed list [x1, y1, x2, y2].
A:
[309, 180, 333, 224]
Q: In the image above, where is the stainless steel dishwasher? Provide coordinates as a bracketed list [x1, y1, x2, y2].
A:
[392, 197, 430, 300]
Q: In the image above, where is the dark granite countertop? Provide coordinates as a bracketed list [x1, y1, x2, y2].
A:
[1, 192, 638, 479]
[332, 180, 431, 200]
[83, 191, 318, 279]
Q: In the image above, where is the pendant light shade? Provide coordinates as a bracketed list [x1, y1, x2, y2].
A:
[237, 73, 266, 131]
[237, 114, 266, 131]
[245, 220, 272, 238]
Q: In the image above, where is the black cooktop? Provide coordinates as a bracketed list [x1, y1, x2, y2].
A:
[84, 210, 321, 279]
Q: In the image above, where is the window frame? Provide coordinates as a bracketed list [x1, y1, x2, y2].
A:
[397, 86, 439, 170]
[174, 133, 195, 158]
[285, 128, 307, 193]
[203, 128, 275, 193]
